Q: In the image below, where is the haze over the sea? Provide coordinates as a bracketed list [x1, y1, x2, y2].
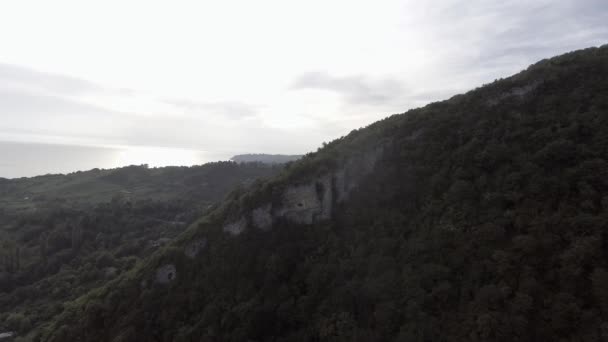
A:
[1, 1, 606, 178]
[0, 141, 232, 178]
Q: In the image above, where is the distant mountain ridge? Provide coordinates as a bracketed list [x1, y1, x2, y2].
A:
[231, 153, 302, 164]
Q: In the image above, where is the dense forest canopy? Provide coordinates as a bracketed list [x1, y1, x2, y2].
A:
[230, 154, 303, 165]
[0, 162, 282, 339]
[3, 45, 608, 341]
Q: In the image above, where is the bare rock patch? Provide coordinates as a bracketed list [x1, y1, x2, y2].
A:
[155, 264, 177, 284]
[223, 217, 247, 235]
[252, 204, 273, 230]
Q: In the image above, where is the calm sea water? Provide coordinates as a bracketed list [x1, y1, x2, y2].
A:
[0, 141, 232, 179]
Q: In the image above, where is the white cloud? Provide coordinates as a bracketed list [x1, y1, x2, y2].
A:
[0, 0, 606, 163]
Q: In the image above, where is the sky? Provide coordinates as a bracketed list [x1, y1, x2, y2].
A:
[0, 0, 607, 171]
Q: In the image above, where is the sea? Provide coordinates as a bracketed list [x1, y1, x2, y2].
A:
[0, 141, 232, 179]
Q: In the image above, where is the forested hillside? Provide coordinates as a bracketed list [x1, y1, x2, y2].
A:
[231, 154, 302, 164]
[0, 162, 282, 338]
[34, 46, 608, 341]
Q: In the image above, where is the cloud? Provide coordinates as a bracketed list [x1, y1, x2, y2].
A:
[423, 0, 608, 74]
[0, 65, 312, 155]
[290, 72, 406, 106]
[0, 65, 157, 147]
[2, 0, 608, 167]
[0, 89, 137, 143]
[0, 63, 264, 151]
[0, 63, 107, 96]
[163, 99, 258, 119]
[285, 0, 607, 139]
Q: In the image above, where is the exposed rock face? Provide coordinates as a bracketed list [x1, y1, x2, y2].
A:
[155, 264, 177, 284]
[277, 180, 323, 224]
[0, 332, 15, 340]
[252, 204, 273, 230]
[223, 217, 247, 235]
[223, 147, 383, 234]
[185, 238, 207, 258]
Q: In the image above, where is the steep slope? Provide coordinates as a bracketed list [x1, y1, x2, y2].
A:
[0, 162, 282, 338]
[40, 46, 608, 342]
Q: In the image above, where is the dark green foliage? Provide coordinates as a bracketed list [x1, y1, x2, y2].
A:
[0, 161, 281, 337]
[29, 45, 608, 341]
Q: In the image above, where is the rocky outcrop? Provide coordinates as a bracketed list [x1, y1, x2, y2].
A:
[0, 332, 15, 340]
[275, 174, 332, 224]
[223, 217, 247, 235]
[155, 264, 177, 284]
[252, 204, 273, 230]
[222, 147, 384, 235]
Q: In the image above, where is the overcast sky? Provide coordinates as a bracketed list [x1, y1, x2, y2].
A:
[1, 0, 607, 157]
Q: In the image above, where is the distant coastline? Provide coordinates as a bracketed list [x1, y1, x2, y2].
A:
[0, 141, 232, 179]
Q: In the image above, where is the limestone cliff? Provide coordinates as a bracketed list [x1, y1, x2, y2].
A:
[221, 146, 384, 235]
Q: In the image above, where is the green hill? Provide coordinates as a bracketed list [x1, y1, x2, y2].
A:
[231, 154, 302, 164]
[0, 162, 282, 338]
[30, 45, 608, 341]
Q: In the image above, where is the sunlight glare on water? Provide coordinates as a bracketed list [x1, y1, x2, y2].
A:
[0, 141, 233, 178]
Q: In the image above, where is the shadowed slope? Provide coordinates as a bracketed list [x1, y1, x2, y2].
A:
[38, 45, 608, 342]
